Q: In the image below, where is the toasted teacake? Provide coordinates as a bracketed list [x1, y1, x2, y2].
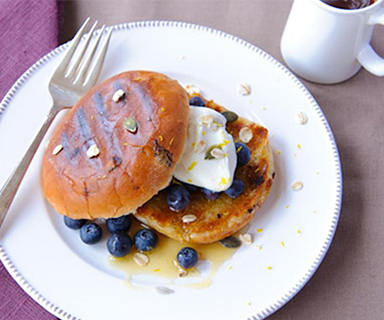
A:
[43, 71, 190, 219]
[134, 97, 274, 244]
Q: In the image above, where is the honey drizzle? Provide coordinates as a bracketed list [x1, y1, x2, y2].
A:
[109, 219, 240, 289]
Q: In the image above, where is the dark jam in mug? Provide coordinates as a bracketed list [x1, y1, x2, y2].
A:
[321, 0, 376, 9]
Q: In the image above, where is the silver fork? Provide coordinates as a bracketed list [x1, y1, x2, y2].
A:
[0, 18, 113, 228]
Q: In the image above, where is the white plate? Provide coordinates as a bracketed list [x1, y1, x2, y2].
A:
[0, 21, 342, 320]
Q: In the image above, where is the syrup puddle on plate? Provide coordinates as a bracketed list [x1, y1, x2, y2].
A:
[109, 218, 241, 290]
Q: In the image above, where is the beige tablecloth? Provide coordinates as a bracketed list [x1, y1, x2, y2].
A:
[61, 1, 384, 319]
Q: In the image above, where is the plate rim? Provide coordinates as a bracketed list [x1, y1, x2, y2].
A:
[0, 20, 343, 320]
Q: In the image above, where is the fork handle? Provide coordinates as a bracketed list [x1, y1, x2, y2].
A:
[0, 108, 60, 228]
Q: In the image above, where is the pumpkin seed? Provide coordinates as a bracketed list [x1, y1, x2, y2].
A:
[133, 253, 149, 267]
[297, 111, 308, 125]
[184, 84, 200, 95]
[86, 144, 100, 158]
[112, 89, 125, 102]
[205, 144, 221, 160]
[211, 148, 226, 159]
[237, 83, 251, 96]
[221, 111, 238, 123]
[219, 236, 241, 248]
[239, 127, 253, 143]
[199, 114, 213, 128]
[123, 117, 137, 133]
[178, 269, 188, 277]
[52, 144, 63, 155]
[182, 214, 197, 223]
[291, 181, 304, 191]
[173, 260, 189, 277]
[194, 140, 206, 154]
[239, 233, 252, 245]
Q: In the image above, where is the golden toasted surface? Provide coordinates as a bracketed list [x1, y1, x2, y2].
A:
[134, 97, 275, 244]
[43, 71, 189, 219]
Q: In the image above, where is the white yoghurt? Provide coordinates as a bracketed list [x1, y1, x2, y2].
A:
[174, 106, 237, 192]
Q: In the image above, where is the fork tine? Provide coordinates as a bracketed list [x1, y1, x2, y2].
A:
[65, 20, 98, 80]
[73, 25, 106, 85]
[83, 27, 113, 89]
[53, 17, 90, 77]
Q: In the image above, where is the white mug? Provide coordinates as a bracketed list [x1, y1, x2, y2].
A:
[281, 0, 384, 84]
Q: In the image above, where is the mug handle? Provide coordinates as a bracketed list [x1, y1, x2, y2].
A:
[357, 7, 384, 76]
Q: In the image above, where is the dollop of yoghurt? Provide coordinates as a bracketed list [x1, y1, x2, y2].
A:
[174, 106, 237, 192]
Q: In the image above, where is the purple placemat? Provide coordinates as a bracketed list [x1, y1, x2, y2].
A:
[0, 0, 62, 99]
[0, 0, 62, 319]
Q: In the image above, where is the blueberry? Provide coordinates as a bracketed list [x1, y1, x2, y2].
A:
[64, 216, 87, 229]
[177, 247, 198, 269]
[189, 96, 205, 107]
[80, 223, 102, 244]
[167, 185, 190, 211]
[201, 188, 221, 200]
[107, 233, 132, 257]
[134, 229, 158, 252]
[106, 215, 132, 234]
[225, 178, 245, 198]
[235, 142, 251, 167]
